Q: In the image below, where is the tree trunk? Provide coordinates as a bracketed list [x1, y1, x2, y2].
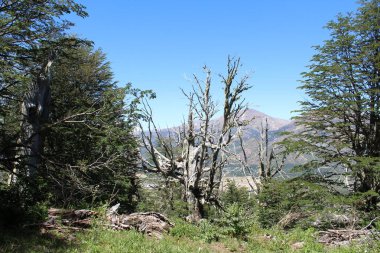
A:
[185, 188, 204, 222]
[20, 59, 53, 178]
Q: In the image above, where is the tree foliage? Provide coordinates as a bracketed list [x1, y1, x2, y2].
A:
[41, 45, 144, 210]
[0, 0, 88, 180]
[0, 1, 145, 218]
[0, 0, 88, 100]
[290, 0, 380, 193]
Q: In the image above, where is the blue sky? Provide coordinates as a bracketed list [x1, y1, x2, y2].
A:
[69, 0, 359, 127]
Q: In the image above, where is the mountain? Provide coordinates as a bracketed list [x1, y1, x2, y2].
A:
[239, 109, 292, 131]
[204, 108, 292, 133]
[219, 109, 299, 166]
[153, 108, 303, 167]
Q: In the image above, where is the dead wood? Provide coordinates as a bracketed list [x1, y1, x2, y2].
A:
[318, 229, 378, 246]
[36, 208, 98, 232]
[35, 205, 174, 239]
[277, 212, 304, 229]
[107, 204, 174, 239]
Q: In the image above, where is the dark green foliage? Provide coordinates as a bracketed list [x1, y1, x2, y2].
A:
[217, 181, 255, 239]
[221, 180, 254, 209]
[1, 44, 145, 219]
[0, 0, 90, 223]
[0, 0, 148, 222]
[39, 45, 145, 211]
[0, 0, 88, 118]
[0, 183, 49, 227]
[257, 179, 336, 228]
[352, 190, 380, 213]
[198, 220, 223, 243]
[137, 179, 188, 218]
[288, 0, 380, 195]
[257, 178, 380, 230]
[218, 203, 252, 239]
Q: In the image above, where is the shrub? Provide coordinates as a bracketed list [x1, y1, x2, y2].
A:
[257, 178, 335, 228]
[198, 220, 222, 243]
[220, 180, 255, 211]
[137, 181, 188, 218]
[218, 203, 252, 240]
[0, 182, 49, 227]
[216, 181, 255, 239]
[352, 190, 380, 212]
[169, 219, 201, 239]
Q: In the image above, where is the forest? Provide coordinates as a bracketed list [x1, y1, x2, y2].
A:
[0, 0, 379, 252]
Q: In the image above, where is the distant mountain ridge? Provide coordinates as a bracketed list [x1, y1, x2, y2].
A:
[158, 108, 301, 166]
[219, 108, 299, 165]
[238, 109, 292, 131]
[195, 108, 292, 131]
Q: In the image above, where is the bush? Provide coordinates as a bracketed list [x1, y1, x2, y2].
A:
[220, 180, 255, 211]
[0, 182, 49, 227]
[137, 180, 188, 218]
[352, 190, 380, 212]
[257, 178, 336, 228]
[198, 220, 222, 243]
[217, 181, 255, 239]
[218, 203, 252, 240]
[169, 218, 223, 243]
[170, 219, 201, 239]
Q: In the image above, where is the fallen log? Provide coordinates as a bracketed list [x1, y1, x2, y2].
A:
[36, 205, 174, 239]
[107, 204, 174, 239]
[48, 208, 97, 220]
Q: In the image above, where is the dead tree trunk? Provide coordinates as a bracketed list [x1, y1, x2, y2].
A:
[8, 54, 54, 183]
[140, 57, 251, 222]
[231, 118, 288, 194]
[182, 101, 205, 220]
[258, 118, 287, 183]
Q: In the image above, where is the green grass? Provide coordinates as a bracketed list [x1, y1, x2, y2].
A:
[1, 223, 379, 253]
[0, 227, 218, 253]
[246, 226, 380, 253]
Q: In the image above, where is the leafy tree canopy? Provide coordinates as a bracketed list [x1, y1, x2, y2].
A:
[289, 0, 380, 193]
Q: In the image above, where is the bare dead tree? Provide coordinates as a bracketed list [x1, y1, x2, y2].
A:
[257, 118, 287, 180]
[229, 118, 288, 194]
[140, 57, 251, 221]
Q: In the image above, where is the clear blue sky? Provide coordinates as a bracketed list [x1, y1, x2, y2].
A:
[69, 0, 359, 127]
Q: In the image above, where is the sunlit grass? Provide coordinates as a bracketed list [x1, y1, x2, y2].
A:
[1, 223, 379, 253]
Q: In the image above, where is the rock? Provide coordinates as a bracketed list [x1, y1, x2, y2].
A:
[291, 241, 305, 250]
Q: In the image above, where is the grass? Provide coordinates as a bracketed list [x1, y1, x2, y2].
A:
[1, 221, 379, 253]
[0, 227, 219, 253]
[246, 226, 380, 253]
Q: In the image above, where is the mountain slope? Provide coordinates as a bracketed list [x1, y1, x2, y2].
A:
[154, 108, 299, 166]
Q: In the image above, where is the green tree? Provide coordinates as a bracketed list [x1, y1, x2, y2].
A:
[291, 0, 380, 193]
[39, 45, 147, 210]
[0, 0, 88, 182]
[0, 0, 87, 118]
[0, 0, 147, 215]
[0, 1, 89, 223]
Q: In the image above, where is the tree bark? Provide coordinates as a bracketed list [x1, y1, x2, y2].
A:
[20, 58, 53, 177]
[185, 188, 204, 222]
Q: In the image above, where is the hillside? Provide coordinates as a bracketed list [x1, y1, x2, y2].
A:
[155, 108, 303, 167]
